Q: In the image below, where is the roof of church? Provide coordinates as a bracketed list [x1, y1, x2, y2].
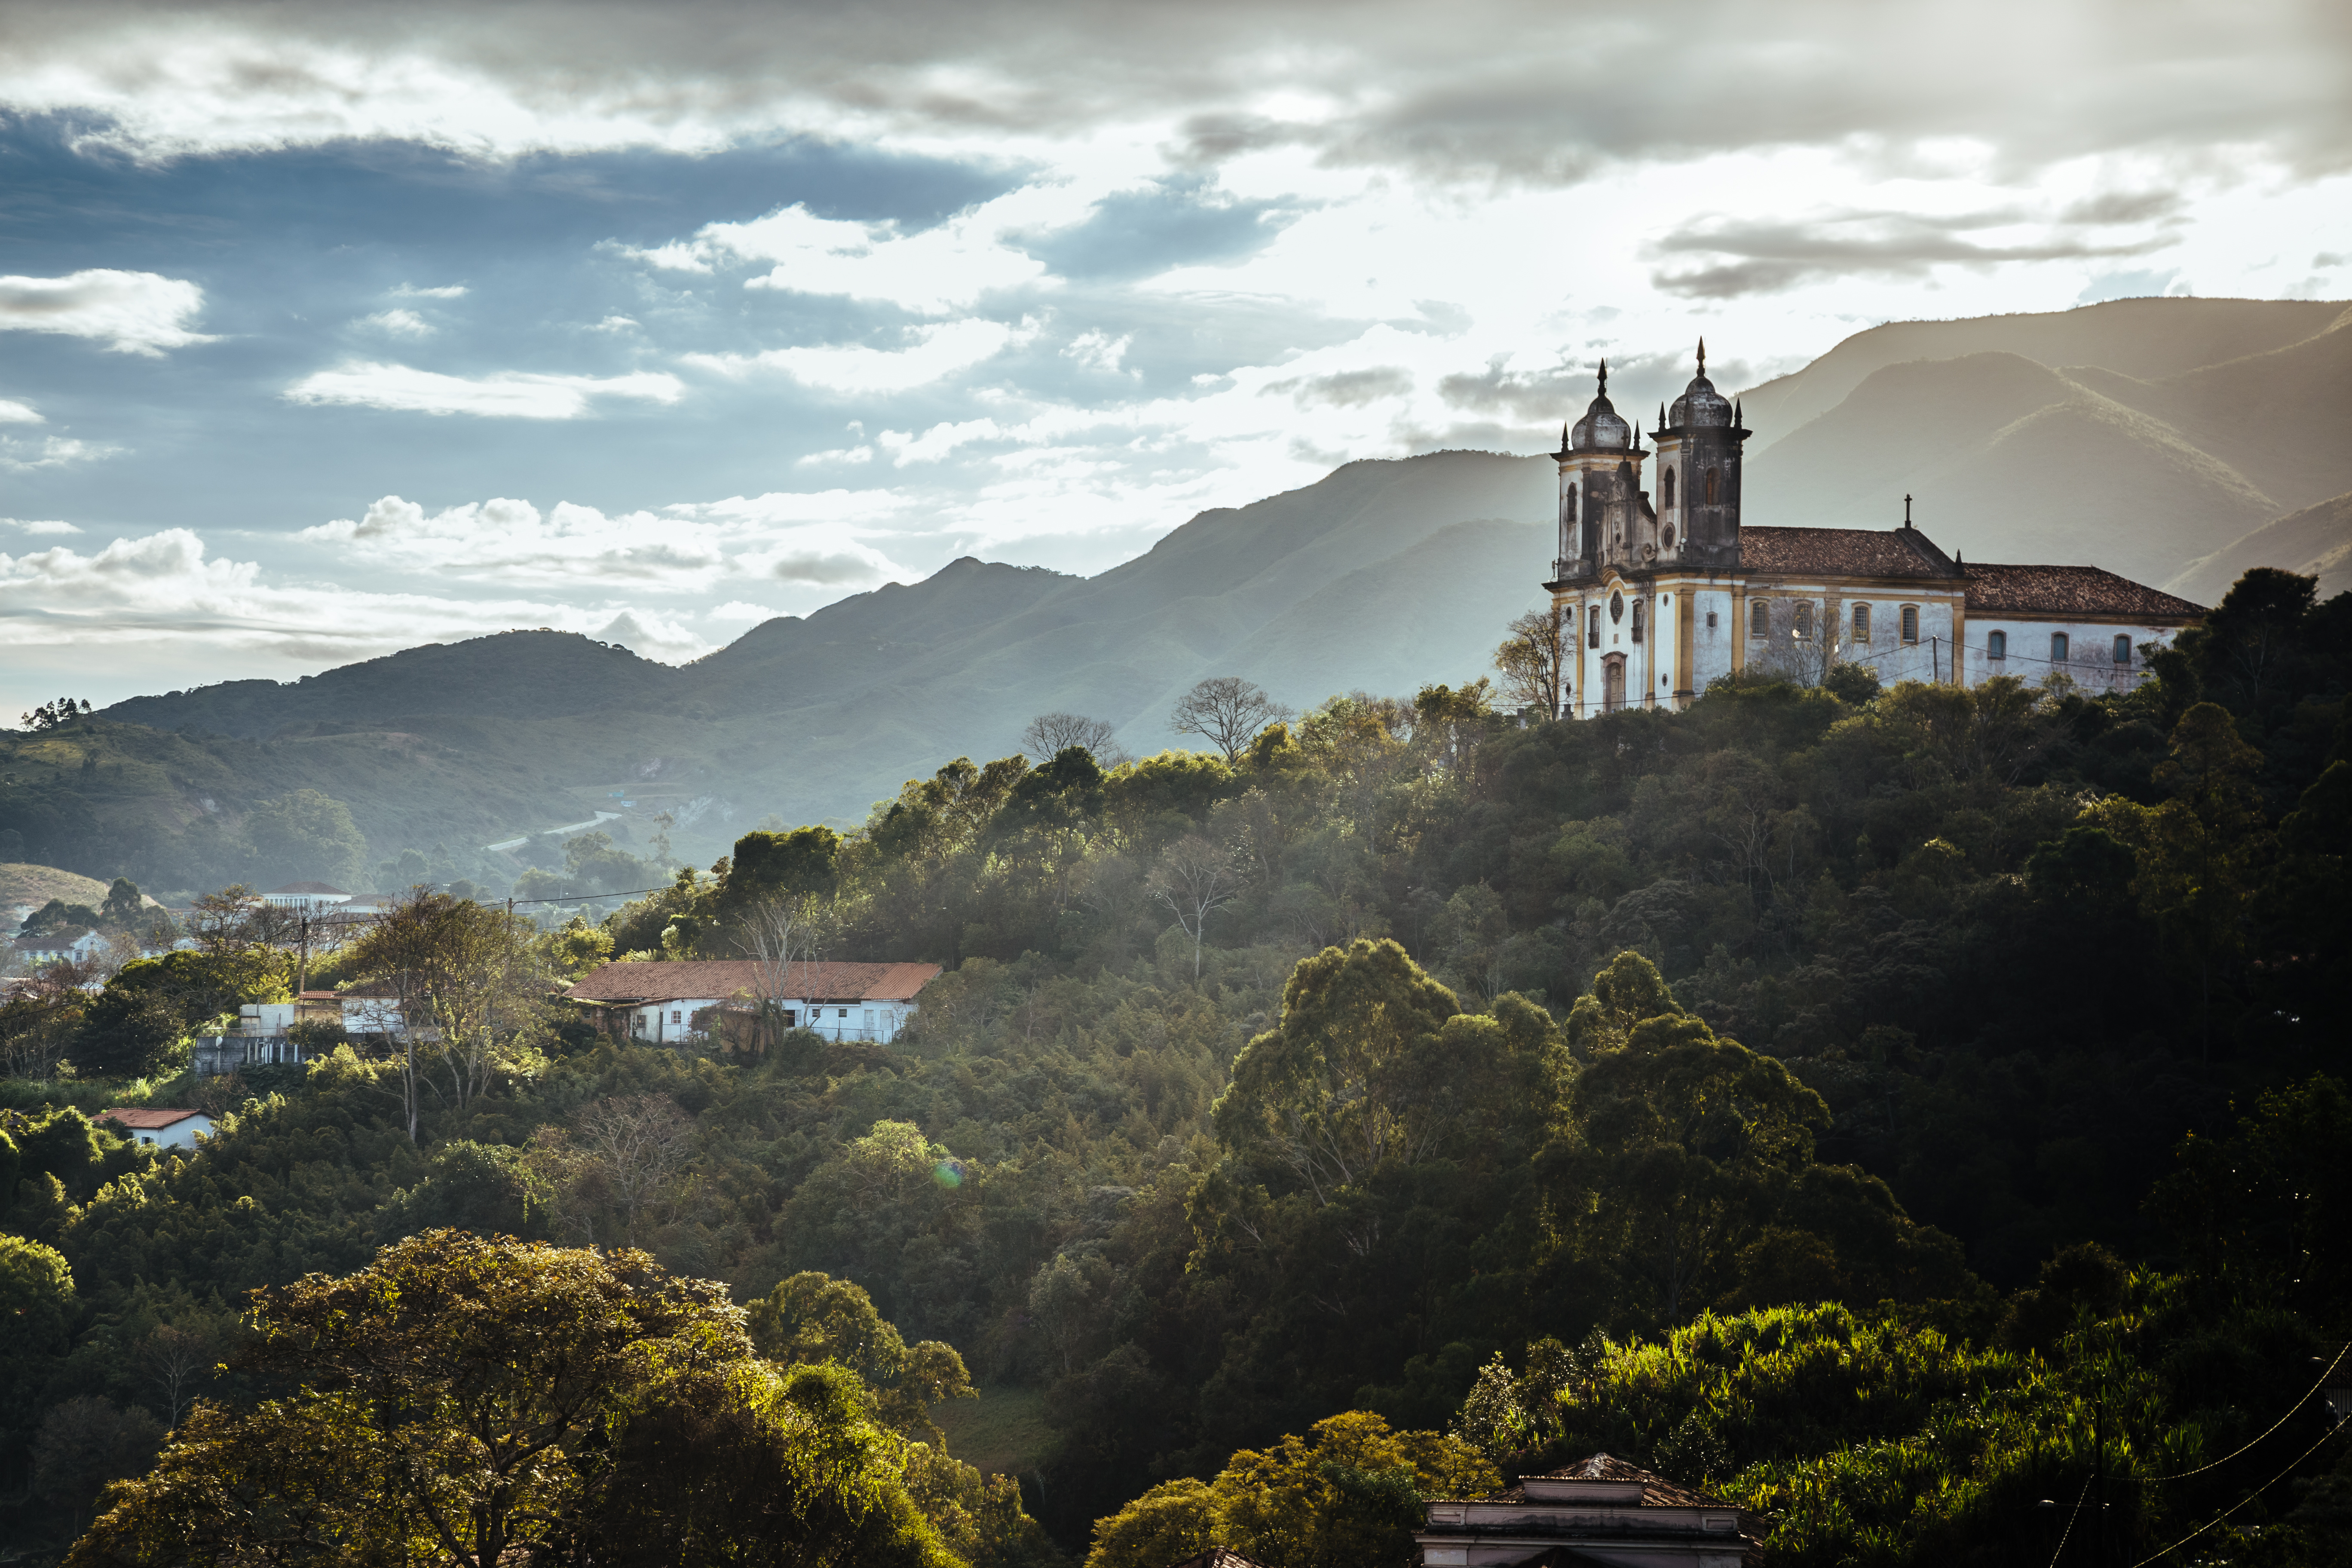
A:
[1509, 1453, 1730, 1510]
[1963, 563, 2203, 620]
[1740, 526, 1960, 580]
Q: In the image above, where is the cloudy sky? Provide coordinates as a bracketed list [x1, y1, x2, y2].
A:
[2, 0, 2345, 717]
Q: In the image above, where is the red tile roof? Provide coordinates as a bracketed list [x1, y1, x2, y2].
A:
[1741, 526, 1960, 580]
[566, 959, 943, 1005]
[1964, 563, 2203, 620]
[99, 1107, 206, 1130]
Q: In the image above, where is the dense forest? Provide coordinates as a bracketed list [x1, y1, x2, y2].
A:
[2, 565, 2347, 1565]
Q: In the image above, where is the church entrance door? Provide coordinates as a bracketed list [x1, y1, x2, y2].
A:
[1603, 653, 1626, 713]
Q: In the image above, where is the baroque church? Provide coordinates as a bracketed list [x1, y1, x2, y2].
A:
[1547, 344, 2204, 717]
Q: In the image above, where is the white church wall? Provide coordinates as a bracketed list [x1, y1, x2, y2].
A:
[1963, 619, 2178, 694]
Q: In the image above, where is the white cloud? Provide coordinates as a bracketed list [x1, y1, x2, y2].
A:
[877, 418, 1003, 466]
[590, 315, 639, 332]
[1064, 331, 1133, 372]
[749, 541, 909, 586]
[3, 518, 82, 535]
[686, 318, 1025, 393]
[0, 435, 123, 472]
[637, 199, 1049, 314]
[795, 444, 875, 466]
[359, 308, 434, 337]
[707, 600, 781, 622]
[283, 361, 686, 418]
[0, 399, 43, 424]
[0, 270, 212, 355]
[593, 610, 711, 661]
[392, 282, 468, 299]
[0, 527, 712, 665]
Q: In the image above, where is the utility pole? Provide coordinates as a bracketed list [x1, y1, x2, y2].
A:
[2093, 1393, 2107, 1568]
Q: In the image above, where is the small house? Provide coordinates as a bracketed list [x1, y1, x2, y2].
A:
[262, 882, 355, 913]
[98, 1107, 215, 1149]
[565, 959, 942, 1046]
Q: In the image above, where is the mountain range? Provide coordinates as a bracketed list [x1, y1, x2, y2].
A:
[7, 294, 2341, 891]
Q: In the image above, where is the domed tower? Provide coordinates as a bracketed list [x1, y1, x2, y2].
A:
[1651, 339, 1748, 570]
[1549, 361, 1648, 585]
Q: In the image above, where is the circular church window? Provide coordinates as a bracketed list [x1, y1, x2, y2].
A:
[1609, 591, 1625, 623]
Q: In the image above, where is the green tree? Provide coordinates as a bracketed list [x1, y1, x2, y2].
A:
[242, 789, 369, 891]
[0, 1234, 76, 1433]
[1213, 938, 1464, 1202]
[1085, 1410, 1495, 1568]
[67, 1231, 957, 1568]
[748, 1270, 977, 1443]
[2085, 701, 2266, 1056]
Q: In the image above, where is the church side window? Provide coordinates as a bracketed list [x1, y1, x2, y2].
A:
[1662, 469, 1676, 509]
[1588, 605, 1601, 648]
[1901, 605, 1919, 643]
[1853, 603, 1870, 641]
[2113, 634, 2132, 664]
[1749, 600, 1768, 638]
[1988, 630, 2006, 660]
[1794, 602, 1813, 640]
[1565, 487, 1577, 523]
[1705, 468, 1719, 505]
[1632, 602, 1645, 643]
[2051, 632, 2070, 663]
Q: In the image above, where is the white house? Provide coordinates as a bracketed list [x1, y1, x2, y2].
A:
[262, 882, 355, 913]
[337, 980, 436, 1040]
[98, 1107, 216, 1150]
[565, 959, 943, 1045]
[12, 928, 107, 966]
[1418, 1453, 1758, 1567]
[1545, 349, 2203, 715]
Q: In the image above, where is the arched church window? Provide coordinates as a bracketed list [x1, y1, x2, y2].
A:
[1632, 603, 1645, 643]
[1749, 600, 1768, 638]
[1901, 605, 1920, 644]
[1565, 487, 1577, 523]
[2051, 632, 2070, 663]
[1853, 604, 1871, 641]
[1794, 602, 1813, 640]
[2113, 634, 2132, 664]
[1988, 630, 2006, 660]
[1662, 469, 1676, 509]
[1588, 605, 1601, 648]
[1705, 468, 1719, 505]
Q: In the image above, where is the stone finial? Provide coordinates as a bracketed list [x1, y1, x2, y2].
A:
[1597, 358, 1608, 395]
[1697, 336, 1706, 375]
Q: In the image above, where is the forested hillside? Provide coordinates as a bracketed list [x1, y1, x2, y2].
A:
[3, 565, 2346, 1565]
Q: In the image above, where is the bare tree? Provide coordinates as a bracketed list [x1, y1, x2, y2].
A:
[570, 1093, 698, 1247]
[1020, 711, 1128, 765]
[738, 891, 828, 1049]
[1493, 606, 1572, 721]
[1148, 835, 1248, 980]
[141, 1323, 217, 1428]
[1170, 677, 1290, 763]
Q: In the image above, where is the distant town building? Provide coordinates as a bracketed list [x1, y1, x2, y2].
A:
[565, 959, 942, 1045]
[262, 882, 355, 912]
[12, 928, 106, 966]
[1547, 346, 2203, 715]
[97, 1107, 215, 1149]
[1418, 1453, 1758, 1566]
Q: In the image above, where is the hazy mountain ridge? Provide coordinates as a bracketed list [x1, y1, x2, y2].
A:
[50, 297, 2349, 886]
[1738, 297, 2351, 587]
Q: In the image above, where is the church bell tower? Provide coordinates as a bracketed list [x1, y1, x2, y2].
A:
[1650, 339, 1747, 570]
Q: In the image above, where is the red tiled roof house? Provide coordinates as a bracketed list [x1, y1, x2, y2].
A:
[566, 959, 942, 1046]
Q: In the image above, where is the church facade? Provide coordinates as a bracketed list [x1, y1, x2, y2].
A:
[1547, 346, 2204, 717]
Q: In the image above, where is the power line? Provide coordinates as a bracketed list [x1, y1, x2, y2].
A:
[2133, 1341, 2351, 1484]
[2124, 1421, 2346, 1568]
[2044, 1473, 2096, 1568]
